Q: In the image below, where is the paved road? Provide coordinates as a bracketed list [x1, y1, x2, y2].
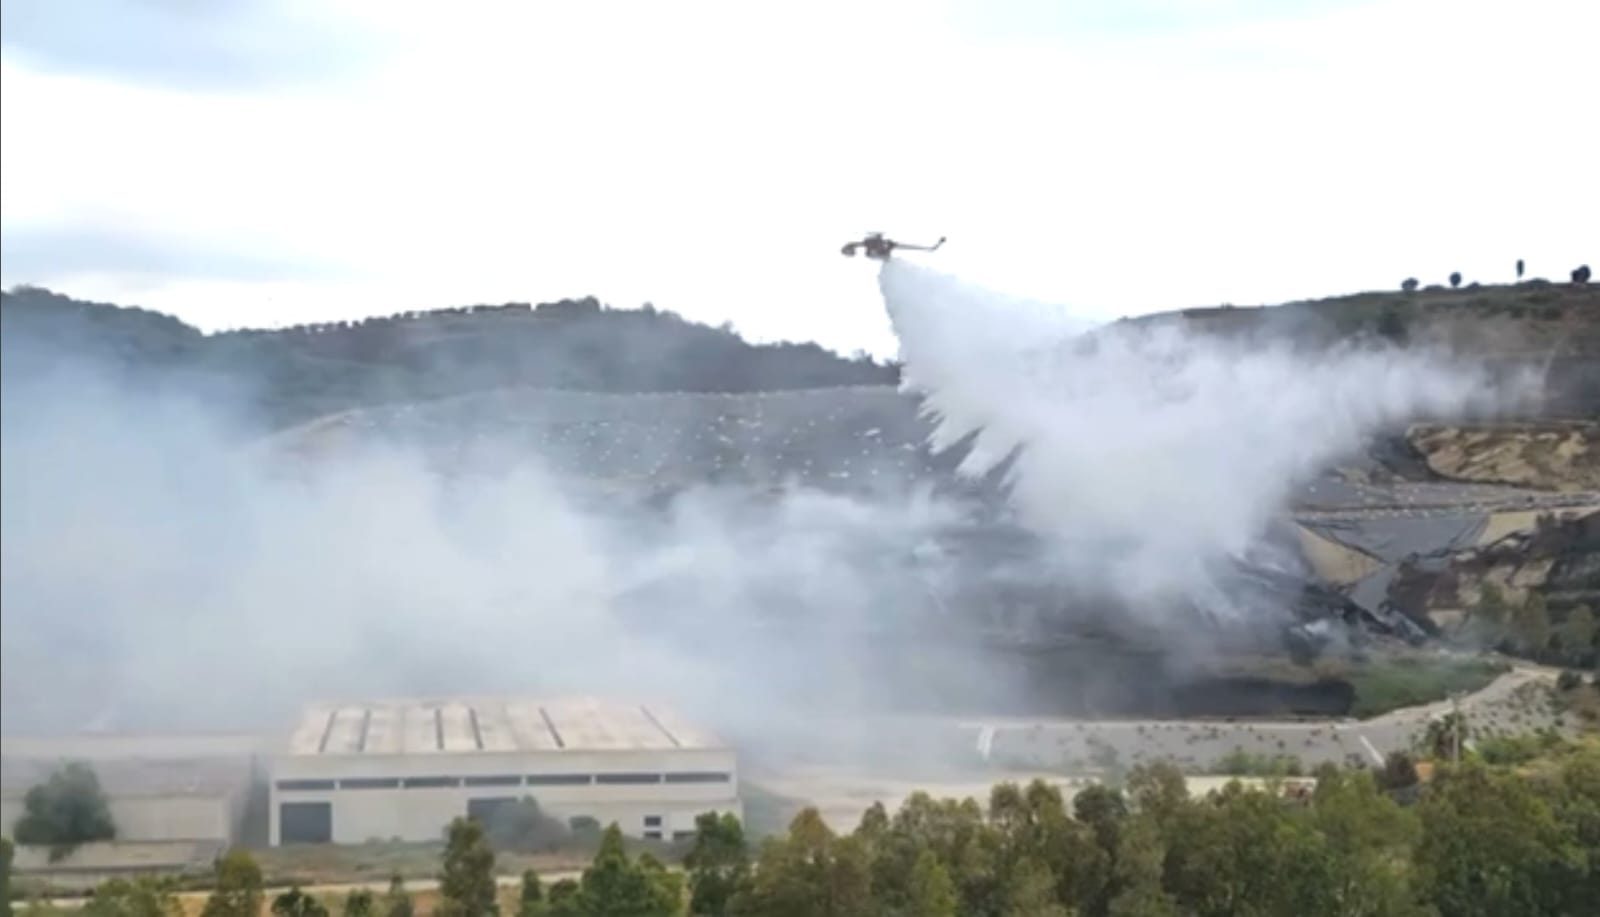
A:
[749, 662, 1566, 831]
[965, 664, 1558, 774]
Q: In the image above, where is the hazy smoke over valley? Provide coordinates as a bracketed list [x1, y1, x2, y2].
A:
[880, 261, 1525, 619]
[0, 360, 968, 742]
[0, 267, 1539, 745]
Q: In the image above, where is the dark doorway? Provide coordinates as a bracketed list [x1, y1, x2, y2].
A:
[279, 801, 332, 844]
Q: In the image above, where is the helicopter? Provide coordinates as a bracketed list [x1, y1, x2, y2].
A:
[840, 232, 946, 260]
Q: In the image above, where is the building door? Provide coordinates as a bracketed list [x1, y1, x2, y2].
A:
[280, 801, 332, 844]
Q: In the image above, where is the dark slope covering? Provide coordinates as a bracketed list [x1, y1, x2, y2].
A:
[273, 385, 957, 498]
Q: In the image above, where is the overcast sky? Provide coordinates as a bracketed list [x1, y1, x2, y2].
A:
[2, 0, 1595, 356]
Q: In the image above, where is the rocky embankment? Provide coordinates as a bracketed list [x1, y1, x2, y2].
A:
[1410, 422, 1600, 491]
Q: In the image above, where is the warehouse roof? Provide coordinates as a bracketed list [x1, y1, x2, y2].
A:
[286, 696, 725, 756]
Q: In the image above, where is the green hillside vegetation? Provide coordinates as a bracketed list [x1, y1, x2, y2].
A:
[1347, 657, 1511, 718]
[1161, 279, 1600, 354]
[0, 287, 897, 429]
[7, 280, 1596, 432]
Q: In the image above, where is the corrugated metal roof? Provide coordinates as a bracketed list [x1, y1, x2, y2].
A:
[284, 696, 724, 756]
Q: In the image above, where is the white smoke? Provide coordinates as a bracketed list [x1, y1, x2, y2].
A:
[0, 270, 1544, 746]
[879, 260, 1525, 617]
[0, 360, 975, 743]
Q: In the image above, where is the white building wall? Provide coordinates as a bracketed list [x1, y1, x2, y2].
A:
[106, 797, 236, 842]
[2, 794, 238, 843]
[273, 786, 740, 845]
[269, 747, 741, 845]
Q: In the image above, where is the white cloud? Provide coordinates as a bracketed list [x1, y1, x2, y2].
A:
[2, 0, 1595, 355]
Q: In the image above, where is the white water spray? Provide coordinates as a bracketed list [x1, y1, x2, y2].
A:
[879, 260, 1520, 618]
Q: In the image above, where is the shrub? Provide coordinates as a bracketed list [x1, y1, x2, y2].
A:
[1377, 751, 1420, 790]
[83, 877, 181, 917]
[270, 887, 328, 917]
[1212, 749, 1304, 777]
[13, 763, 116, 852]
[201, 850, 263, 917]
[342, 889, 374, 917]
[381, 876, 412, 917]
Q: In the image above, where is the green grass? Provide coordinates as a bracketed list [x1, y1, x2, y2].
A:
[1475, 729, 1569, 766]
[1347, 657, 1509, 718]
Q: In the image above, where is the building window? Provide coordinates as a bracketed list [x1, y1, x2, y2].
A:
[527, 774, 592, 786]
[403, 776, 460, 789]
[467, 798, 519, 824]
[643, 815, 662, 827]
[277, 779, 336, 792]
[595, 773, 661, 785]
[280, 802, 332, 844]
[463, 775, 522, 788]
[663, 772, 732, 784]
[341, 778, 400, 790]
[643, 830, 662, 840]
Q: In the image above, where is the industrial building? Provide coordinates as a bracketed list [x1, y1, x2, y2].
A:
[270, 696, 741, 846]
[1, 734, 258, 846]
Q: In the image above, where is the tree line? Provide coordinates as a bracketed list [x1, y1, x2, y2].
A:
[682, 751, 1599, 917]
[7, 737, 1596, 917]
[1401, 262, 1593, 292]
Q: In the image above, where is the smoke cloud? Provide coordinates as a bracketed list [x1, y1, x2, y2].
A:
[880, 260, 1524, 619]
[0, 355, 981, 752]
[0, 267, 1538, 752]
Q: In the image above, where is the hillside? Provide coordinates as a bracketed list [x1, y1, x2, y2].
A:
[0, 286, 898, 428]
[1149, 281, 1600, 418]
[6, 281, 1598, 430]
[4, 280, 1597, 712]
[1167, 280, 1600, 355]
